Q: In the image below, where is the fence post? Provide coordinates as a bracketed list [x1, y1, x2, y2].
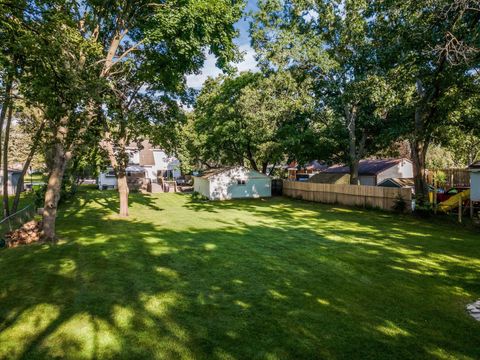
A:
[458, 197, 462, 223]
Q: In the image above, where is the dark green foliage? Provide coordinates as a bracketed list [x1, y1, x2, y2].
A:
[190, 71, 320, 172]
[393, 194, 408, 213]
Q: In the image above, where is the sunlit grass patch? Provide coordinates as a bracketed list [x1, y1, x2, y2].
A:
[0, 188, 479, 359]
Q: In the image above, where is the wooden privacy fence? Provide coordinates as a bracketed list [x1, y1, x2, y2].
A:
[426, 168, 470, 187]
[283, 180, 412, 212]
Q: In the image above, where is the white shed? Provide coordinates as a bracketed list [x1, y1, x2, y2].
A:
[193, 166, 272, 200]
[469, 161, 480, 201]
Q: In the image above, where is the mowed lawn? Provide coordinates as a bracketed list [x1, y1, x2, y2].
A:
[1, 189, 479, 360]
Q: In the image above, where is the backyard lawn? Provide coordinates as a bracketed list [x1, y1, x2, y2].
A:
[0, 188, 479, 359]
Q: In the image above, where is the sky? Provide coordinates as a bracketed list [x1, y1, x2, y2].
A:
[186, 0, 259, 90]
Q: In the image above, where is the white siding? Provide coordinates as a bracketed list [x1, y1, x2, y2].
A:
[470, 171, 480, 201]
[207, 167, 271, 200]
[130, 151, 140, 164]
[98, 172, 117, 189]
[144, 166, 156, 182]
[193, 177, 210, 198]
[152, 150, 181, 179]
[359, 176, 376, 186]
[377, 160, 414, 185]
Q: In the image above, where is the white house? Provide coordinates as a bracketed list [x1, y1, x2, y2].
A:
[469, 161, 480, 201]
[98, 140, 181, 190]
[322, 158, 414, 186]
[0, 169, 22, 195]
[193, 166, 272, 200]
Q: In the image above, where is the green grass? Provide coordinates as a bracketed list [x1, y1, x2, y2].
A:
[0, 188, 479, 359]
[28, 173, 47, 183]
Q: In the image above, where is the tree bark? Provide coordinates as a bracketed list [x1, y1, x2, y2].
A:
[262, 162, 268, 175]
[2, 100, 14, 217]
[246, 144, 259, 172]
[42, 143, 71, 242]
[0, 76, 13, 214]
[102, 132, 129, 216]
[117, 171, 129, 217]
[410, 138, 430, 205]
[12, 121, 45, 213]
[346, 105, 360, 185]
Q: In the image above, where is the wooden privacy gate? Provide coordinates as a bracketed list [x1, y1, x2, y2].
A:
[283, 180, 412, 212]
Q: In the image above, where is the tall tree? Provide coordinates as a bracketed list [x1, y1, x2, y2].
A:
[372, 0, 480, 202]
[251, 0, 398, 184]
[192, 71, 318, 173]
[77, 0, 245, 216]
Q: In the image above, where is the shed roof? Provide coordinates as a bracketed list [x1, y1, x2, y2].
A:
[469, 161, 480, 169]
[378, 178, 414, 188]
[323, 158, 409, 176]
[195, 166, 269, 180]
[308, 172, 350, 184]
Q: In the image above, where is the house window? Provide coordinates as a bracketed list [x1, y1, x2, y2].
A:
[127, 172, 132, 177]
[237, 179, 246, 185]
[105, 170, 116, 178]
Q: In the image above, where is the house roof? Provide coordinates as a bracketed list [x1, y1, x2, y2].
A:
[469, 161, 480, 169]
[306, 160, 328, 171]
[125, 165, 146, 173]
[323, 158, 409, 176]
[195, 166, 269, 180]
[378, 177, 415, 188]
[126, 140, 157, 166]
[138, 141, 155, 166]
[308, 173, 350, 184]
[284, 160, 327, 171]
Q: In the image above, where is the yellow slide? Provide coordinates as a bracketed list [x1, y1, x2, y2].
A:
[437, 189, 470, 213]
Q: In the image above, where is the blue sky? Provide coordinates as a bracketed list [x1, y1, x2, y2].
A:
[186, 0, 259, 89]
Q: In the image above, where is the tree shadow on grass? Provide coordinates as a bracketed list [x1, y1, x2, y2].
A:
[0, 191, 479, 359]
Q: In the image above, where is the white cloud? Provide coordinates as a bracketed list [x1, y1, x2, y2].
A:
[237, 44, 259, 73]
[186, 44, 259, 90]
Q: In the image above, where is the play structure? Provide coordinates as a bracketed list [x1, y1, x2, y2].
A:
[437, 189, 471, 213]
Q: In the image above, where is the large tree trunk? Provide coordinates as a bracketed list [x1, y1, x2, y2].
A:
[42, 143, 71, 242]
[117, 171, 129, 217]
[410, 138, 430, 205]
[346, 105, 360, 185]
[262, 162, 268, 175]
[350, 159, 360, 185]
[411, 90, 431, 205]
[2, 101, 13, 217]
[0, 76, 13, 214]
[246, 144, 259, 172]
[102, 132, 129, 216]
[12, 121, 45, 213]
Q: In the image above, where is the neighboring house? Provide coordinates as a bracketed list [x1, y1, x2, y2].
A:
[287, 160, 328, 180]
[0, 169, 22, 195]
[378, 178, 415, 191]
[469, 161, 480, 201]
[322, 158, 413, 186]
[98, 140, 181, 190]
[193, 166, 271, 200]
[308, 172, 351, 184]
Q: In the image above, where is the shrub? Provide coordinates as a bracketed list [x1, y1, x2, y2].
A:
[191, 191, 208, 201]
[414, 202, 433, 218]
[435, 170, 447, 188]
[33, 175, 78, 208]
[393, 194, 408, 213]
